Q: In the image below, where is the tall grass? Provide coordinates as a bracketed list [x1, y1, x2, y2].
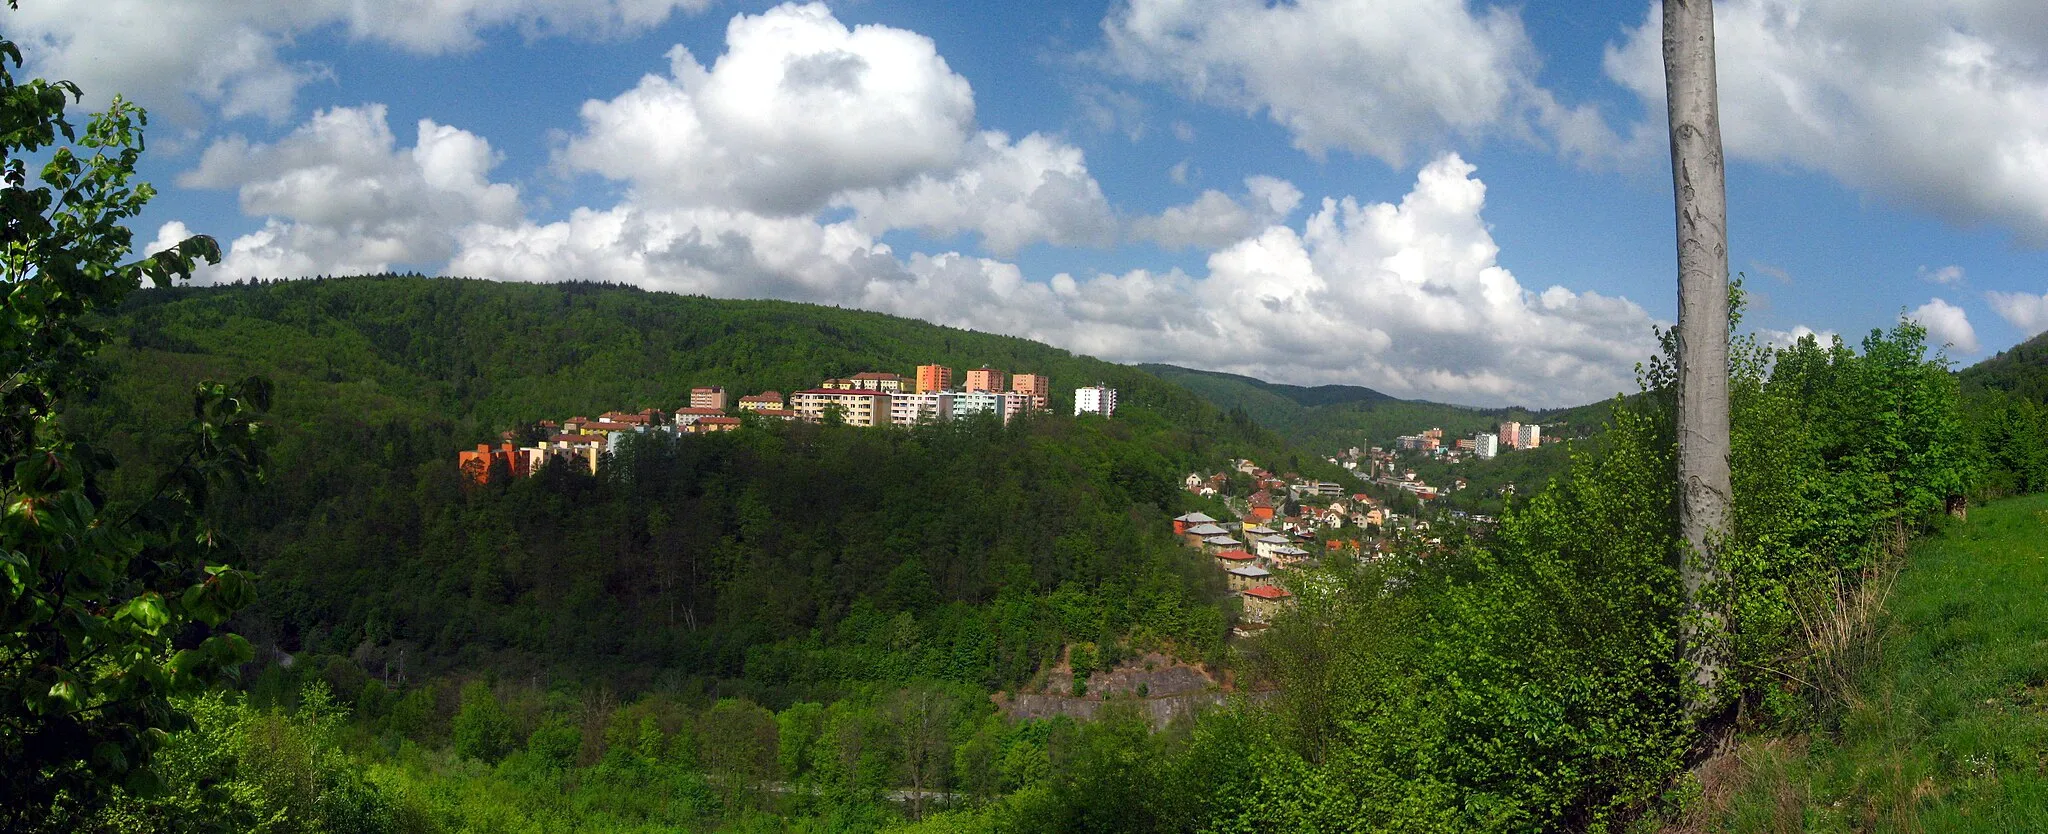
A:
[1697, 494, 2048, 832]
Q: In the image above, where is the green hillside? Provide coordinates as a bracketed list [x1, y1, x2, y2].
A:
[1140, 362, 1618, 454]
[1959, 329, 2048, 403]
[78, 276, 1331, 694]
[1956, 331, 2048, 497]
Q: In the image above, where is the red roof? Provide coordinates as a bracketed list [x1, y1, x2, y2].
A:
[698, 416, 741, 425]
[1242, 585, 1292, 600]
[1214, 549, 1255, 561]
[675, 407, 725, 416]
[795, 388, 888, 397]
[852, 372, 903, 380]
[548, 434, 603, 444]
[585, 421, 635, 431]
[739, 393, 782, 402]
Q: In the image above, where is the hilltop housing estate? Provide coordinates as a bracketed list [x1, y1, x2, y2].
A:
[458, 364, 1117, 482]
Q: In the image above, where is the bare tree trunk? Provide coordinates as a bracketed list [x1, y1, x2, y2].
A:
[1663, 0, 1734, 721]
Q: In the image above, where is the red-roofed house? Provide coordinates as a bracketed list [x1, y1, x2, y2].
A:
[1241, 585, 1295, 624]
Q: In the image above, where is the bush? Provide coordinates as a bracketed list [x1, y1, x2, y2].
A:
[452, 682, 516, 763]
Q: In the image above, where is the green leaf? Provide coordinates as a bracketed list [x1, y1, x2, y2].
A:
[113, 592, 170, 634]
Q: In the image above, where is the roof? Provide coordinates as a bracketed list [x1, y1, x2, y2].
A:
[547, 434, 603, 445]
[697, 416, 741, 425]
[1272, 546, 1310, 556]
[852, 372, 904, 380]
[1175, 511, 1217, 523]
[1203, 536, 1242, 546]
[1185, 523, 1230, 536]
[1242, 585, 1293, 600]
[691, 386, 723, 392]
[739, 393, 782, 402]
[1258, 535, 1291, 544]
[1227, 566, 1272, 577]
[794, 388, 889, 397]
[1214, 549, 1255, 561]
[675, 407, 725, 415]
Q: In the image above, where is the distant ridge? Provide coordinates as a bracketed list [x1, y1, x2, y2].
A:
[1960, 329, 2048, 403]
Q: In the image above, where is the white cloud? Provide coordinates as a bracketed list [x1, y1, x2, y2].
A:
[1100, 0, 1641, 167]
[1987, 289, 2048, 338]
[1756, 324, 1838, 349]
[833, 131, 1117, 255]
[561, 2, 1114, 254]
[1908, 298, 1980, 353]
[1128, 176, 1303, 250]
[451, 153, 1659, 406]
[1607, 0, 2048, 240]
[1, 0, 711, 124]
[181, 104, 521, 279]
[1918, 264, 1966, 285]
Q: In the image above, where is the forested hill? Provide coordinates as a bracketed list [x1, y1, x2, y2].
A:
[77, 275, 1327, 697]
[1141, 362, 1619, 453]
[1960, 328, 2048, 402]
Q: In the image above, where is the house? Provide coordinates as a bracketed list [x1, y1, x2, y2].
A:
[1202, 535, 1244, 555]
[751, 408, 804, 422]
[1268, 545, 1311, 567]
[738, 392, 784, 412]
[1173, 511, 1218, 536]
[1240, 585, 1294, 624]
[850, 372, 908, 393]
[1213, 549, 1257, 570]
[1226, 565, 1273, 591]
[1183, 523, 1230, 547]
[1252, 534, 1291, 560]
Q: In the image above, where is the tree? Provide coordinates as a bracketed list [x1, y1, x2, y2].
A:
[1662, 0, 1734, 721]
[0, 25, 255, 829]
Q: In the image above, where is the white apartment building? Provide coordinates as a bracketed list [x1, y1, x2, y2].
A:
[1074, 384, 1117, 417]
[1518, 424, 1541, 449]
[890, 392, 954, 426]
[1474, 432, 1499, 459]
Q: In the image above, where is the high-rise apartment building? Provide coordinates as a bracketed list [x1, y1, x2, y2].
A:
[1517, 424, 1541, 449]
[790, 389, 892, 427]
[1474, 432, 1499, 459]
[1010, 373, 1050, 409]
[1498, 421, 1522, 449]
[964, 366, 1005, 393]
[1074, 384, 1117, 417]
[690, 386, 726, 411]
[915, 364, 954, 393]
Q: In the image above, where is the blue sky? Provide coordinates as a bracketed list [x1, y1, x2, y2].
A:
[10, 0, 2047, 407]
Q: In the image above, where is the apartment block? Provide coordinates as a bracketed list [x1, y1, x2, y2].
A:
[1074, 384, 1117, 417]
[690, 386, 727, 411]
[1498, 421, 1522, 449]
[915, 364, 954, 393]
[791, 388, 893, 427]
[1517, 424, 1541, 449]
[951, 390, 1009, 422]
[964, 366, 1005, 393]
[738, 391, 784, 412]
[850, 372, 907, 393]
[1474, 432, 1500, 459]
[1009, 373, 1050, 409]
[890, 391, 954, 425]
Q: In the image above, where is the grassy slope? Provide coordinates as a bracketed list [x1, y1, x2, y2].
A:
[1703, 493, 2048, 832]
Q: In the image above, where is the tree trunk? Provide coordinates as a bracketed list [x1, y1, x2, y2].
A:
[1663, 0, 1734, 721]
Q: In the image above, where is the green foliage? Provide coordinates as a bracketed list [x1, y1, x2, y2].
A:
[0, 24, 274, 828]
[1706, 494, 2048, 832]
[451, 682, 516, 764]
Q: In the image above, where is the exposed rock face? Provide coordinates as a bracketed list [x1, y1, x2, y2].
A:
[997, 652, 1269, 727]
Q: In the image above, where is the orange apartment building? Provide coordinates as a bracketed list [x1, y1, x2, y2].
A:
[457, 443, 530, 484]
[964, 366, 1004, 393]
[916, 364, 954, 393]
[1010, 373, 1050, 409]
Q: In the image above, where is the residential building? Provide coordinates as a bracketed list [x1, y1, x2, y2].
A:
[1517, 424, 1541, 449]
[1183, 523, 1230, 547]
[1498, 421, 1522, 449]
[790, 388, 892, 427]
[890, 391, 954, 425]
[964, 366, 1005, 393]
[1214, 549, 1257, 570]
[999, 392, 1035, 419]
[1241, 585, 1294, 624]
[738, 392, 784, 412]
[1454, 438, 1476, 452]
[751, 408, 803, 422]
[1074, 384, 1117, 417]
[915, 364, 954, 393]
[951, 390, 1010, 423]
[851, 372, 908, 393]
[457, 443, 529, 484]
[674, 407, 726, 428]
[690, 416, 741, 434]
[1226, 566, 1274, 592]
[1202, 535, 1243, 555]
[1474, 432, 1500, 459]
[1010, 373, 1050, 409]
[1173, 511, 1218, 536]
[690, 387, 727, 411]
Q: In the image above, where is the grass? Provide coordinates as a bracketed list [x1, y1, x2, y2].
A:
[1704, 493, 2048, 832]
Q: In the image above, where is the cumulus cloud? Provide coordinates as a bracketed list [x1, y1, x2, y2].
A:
[1908, 298, 1980, 353]
[1128, 176, 1303, 250]
[1756, 324, 1839, 350]
[1100, 0, 1642, 167]
[1607, 0, 2048, 240]
[452, 153, 1659, 406]
[1987, 289, 2048, 338]
[560, 2, 1113, 253]
[181, 104, 521, 279]
[1, 0, 711, 123]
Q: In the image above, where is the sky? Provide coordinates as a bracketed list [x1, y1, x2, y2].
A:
[9, 0, 2048, 408]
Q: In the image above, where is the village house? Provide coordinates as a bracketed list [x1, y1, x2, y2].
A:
[1172, 511, 1219, 536]
[1226, 565, 1273, 592]
[1202, 535, 1243, 555]
[1182, 522, 1230, 547]
[689, 416, 741, 434]
[1213, 548, 1257, 570]
[1240, 585, 1294, 624]
[738, 392, 784, 412]
[674, 407, 727, 428]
